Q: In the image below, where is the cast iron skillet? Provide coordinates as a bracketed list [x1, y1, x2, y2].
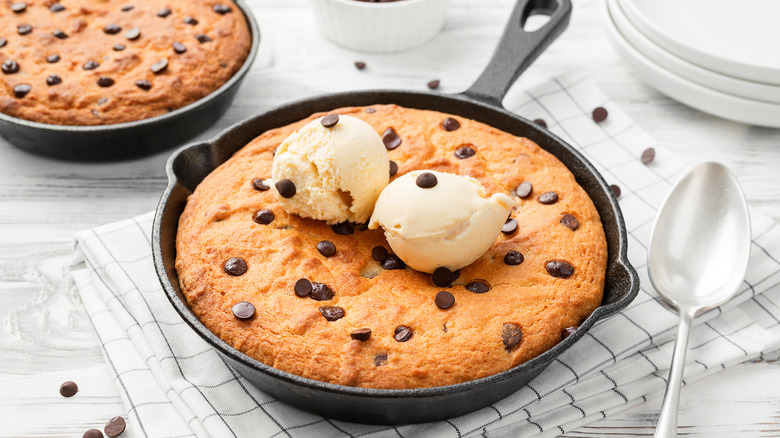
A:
[0, 0, 259, 162]
[154, 0, 639, 425]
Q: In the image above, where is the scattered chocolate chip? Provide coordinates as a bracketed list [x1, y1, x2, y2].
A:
[371, 246, 388, 261]
[104, 24, 122, 34]
[350, 328, 371, 341]
[466, 280, 491, 294]
[13, 83, 31, 98]
[0, 39, 6, 48]
[220, 62, 227, 68]
[50, 3, 65, 12]
[538, 191, 558, 204]
[515, 182, 533, 198]
[195, 34, 212, 43]
[253, 209, 274, 225]
[173, 42, 187, 54]
[504, 251, 524, 265]
[546, 260, 574, 278]
[441, 117, 461, 131]
[83, 429, 103, 438]
[562, 325, 578, 339]
[251, 178, 269, 191]
[113, 44, 125, 51]
[121, 5, 134, 11]
[389, 160, 398, 176]
[17, 24, 32, 35]
[427, 79, 440, 89]
[59, 381, 78, 397]
[224, 257, 248, 276]
[374, 353, 387, 366]
[381, 254, 405, 270]
[125, 27, 140, 40]
[641, 147, 656, 164]
[382, 127, 402, 150]
[47, 54, 60, 63]
[2, 60, 19, 74]
[104, 416, 126, 437]
[183, 16, 198, 25]
[275, 179, 296, 198]
[501, 323, 522, 350]
[610, 184, 621, 198]
[232, 301, 255, 320]
[213, 4, 232, 14]
[394, 325, 413, 342]
[97, 97, 107, 106]
[364, 107, 376, 113]
[592, 106, 608, 123]
[331, 222, 353, 235]
[354, 61, 366, 70]
[151, 59, 168, 74]
[83, 60, 99, 70]
[435, 291, 455, 309]
[454, 145, 476, 159]
[11, 2, 27, 13]
[46, 74, 62, 86]
[502, 218, 518, 235]
[294, 278, 312, 297]
[321, 113, 339, 128]
[533, 118, 547, 128]
[97, 77, 115, 87]
[320, 306, 345, 321]
[135, 79, 152, 90]
[416, 172, 437, 188]
[432, 267, 455, 287]
[316, 240, 336, 257]
[560, 214, 579, 231]
[157, 7, 171, 17]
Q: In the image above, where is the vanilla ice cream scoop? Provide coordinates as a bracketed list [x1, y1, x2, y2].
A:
[368, 170, 514, 273]
[272, 114, 389, 224]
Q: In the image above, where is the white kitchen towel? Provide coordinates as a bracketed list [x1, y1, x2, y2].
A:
[69, 71, 780, 438]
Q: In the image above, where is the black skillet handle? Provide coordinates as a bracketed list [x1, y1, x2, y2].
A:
[461, 0, 572, 107]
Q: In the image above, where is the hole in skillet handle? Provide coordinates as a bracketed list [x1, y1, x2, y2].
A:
[521, 2, 556, 32]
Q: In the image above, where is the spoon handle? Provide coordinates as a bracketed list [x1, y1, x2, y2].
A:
[654, 309, 695, 438]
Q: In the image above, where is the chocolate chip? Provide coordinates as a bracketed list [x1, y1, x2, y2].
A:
[374, 353, 387, 366]
[252, 178, 270, 191]
[195, 34, 212, 43]
[441, 117, 460, 131]
[104, 24, 122, 34]
[416, 172, 437, 188]
[432, 267, 455, 287]
[641, 147, 656, 164]
[331, 222, 353, 235]
[311, 283, 335, 301]
[389, 160, 398, 176]
[121, 5, 134, 11]
[371, 246, 388, 261]
[354, 61, 366, 70]
[224, 257, 248, 276]
[0, 39, 6, 48]
[502, 218, 518, 235]
[592, 106, 608, 123]
[427, 79, 440, 89]
[157, 7, 171, 17]
[350, 328, 371, 341]
[610, 184, 621, 199]
[294, 278, 312, 297]
[253, 209, 274, 225]
[135, 79, 152, 90]
[213, 4, 232, 14]
[466, 280, 490, 294]
[184, 16, 198, 25]
[104, 416, 126, 437]
[59, 381, 78, 397]
[560, 214, 579, 231]
[538, 191, 558, 204]
[454, 145, 476, 159]
[320, 306, 345, 321]
[232, 301, 255, 320]
[504, 251, 524, 265]
[47, 54, 60, 63]
[97, 77, 114, 87]
[275, 179, 296, 198]
[562, 325, 578, 339]
[546, 260, 574, 278]
[435, 291, 455, 309]
[17, 24, 32, 35]
[515, 182, 532, 198]
[364, 107, 376, 113]
[2, 60, 19, 74]
[50, 3, 65, 12]
[83, 429, 103, 438]
[125, 27, 140, 40]
[11, 2, 27, 13]
[46, 74, 62, 86]
[382, 128, 402, 150]
[501, 323, 522, 350]
[151, 59, 168, 74]
[97, 97, 107, 106]
[113, 44, 125, 51]
[394, 325, 413, 342]
[533, 118, 547, 128]
[13, 84, 31, 98]
[83, 61, 99, 70]
[173, 42, 187, 54]
[220, 62, 227, 68]
[316, 240, 336, 257]
[381, 254, 405, 270]
[321, 113, 339, 128]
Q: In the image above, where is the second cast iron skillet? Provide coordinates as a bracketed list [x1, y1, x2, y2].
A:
[154, 0, 639, 425]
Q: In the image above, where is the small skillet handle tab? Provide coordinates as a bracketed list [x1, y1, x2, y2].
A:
[462, 0, 572, 107]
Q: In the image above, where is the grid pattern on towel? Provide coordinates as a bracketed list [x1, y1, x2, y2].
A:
[70, 72, 780, 438]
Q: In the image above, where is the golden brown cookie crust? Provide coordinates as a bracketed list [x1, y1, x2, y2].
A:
[0, 0, 250, 125]
[175, 105, 608, 389]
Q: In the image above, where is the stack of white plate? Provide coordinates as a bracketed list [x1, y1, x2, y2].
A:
[603, 0, 780, 128]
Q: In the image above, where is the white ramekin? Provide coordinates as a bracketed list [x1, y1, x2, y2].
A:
[311, 0, 450, 53]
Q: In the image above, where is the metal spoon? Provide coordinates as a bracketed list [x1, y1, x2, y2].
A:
[648, 162, 751, 438]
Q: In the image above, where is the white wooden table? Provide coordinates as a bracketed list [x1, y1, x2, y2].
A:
[2, 0, 780, 436]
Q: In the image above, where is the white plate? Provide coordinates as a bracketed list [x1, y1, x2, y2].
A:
[621, 0, 780, 85]
[609, 0, 780, 104]
[603, 1, 780, 128]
